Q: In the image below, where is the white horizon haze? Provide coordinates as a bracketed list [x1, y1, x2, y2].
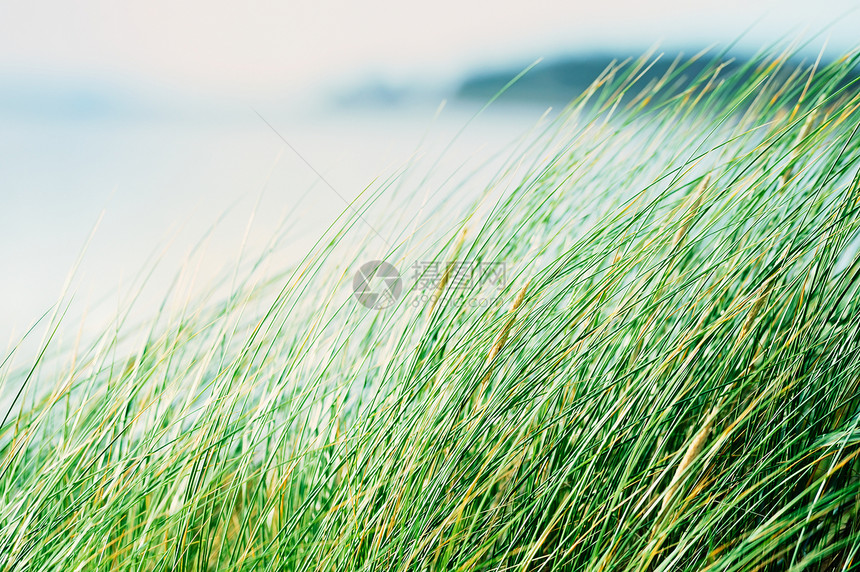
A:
[0, 0, 858, 100]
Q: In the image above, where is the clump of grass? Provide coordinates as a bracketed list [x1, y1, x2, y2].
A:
[3, 44, 860, 572]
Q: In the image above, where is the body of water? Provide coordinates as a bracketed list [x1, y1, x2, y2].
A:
[1, 99, 555, 354]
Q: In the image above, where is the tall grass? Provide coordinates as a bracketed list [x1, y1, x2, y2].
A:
[3, 45, 860, 571]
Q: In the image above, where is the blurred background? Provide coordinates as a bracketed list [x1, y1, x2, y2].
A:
[2, 0, 859, 348]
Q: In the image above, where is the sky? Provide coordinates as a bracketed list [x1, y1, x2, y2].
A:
[1, 0, 859, 98]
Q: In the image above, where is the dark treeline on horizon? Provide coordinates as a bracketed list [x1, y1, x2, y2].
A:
[456, 51, 860, 104]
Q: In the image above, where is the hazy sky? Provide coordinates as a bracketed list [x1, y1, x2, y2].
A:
[1, 0, 858, 95]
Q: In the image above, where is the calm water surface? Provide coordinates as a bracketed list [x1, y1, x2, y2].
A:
[1, 100, 555, 352]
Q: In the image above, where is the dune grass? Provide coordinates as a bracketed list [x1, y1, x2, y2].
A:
[3, 44, 860, 571]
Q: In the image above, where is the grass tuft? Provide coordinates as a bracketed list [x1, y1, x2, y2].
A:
[3, 44, 860, 571]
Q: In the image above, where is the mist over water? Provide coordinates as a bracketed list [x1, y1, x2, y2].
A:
[0, 98, 555, 353]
